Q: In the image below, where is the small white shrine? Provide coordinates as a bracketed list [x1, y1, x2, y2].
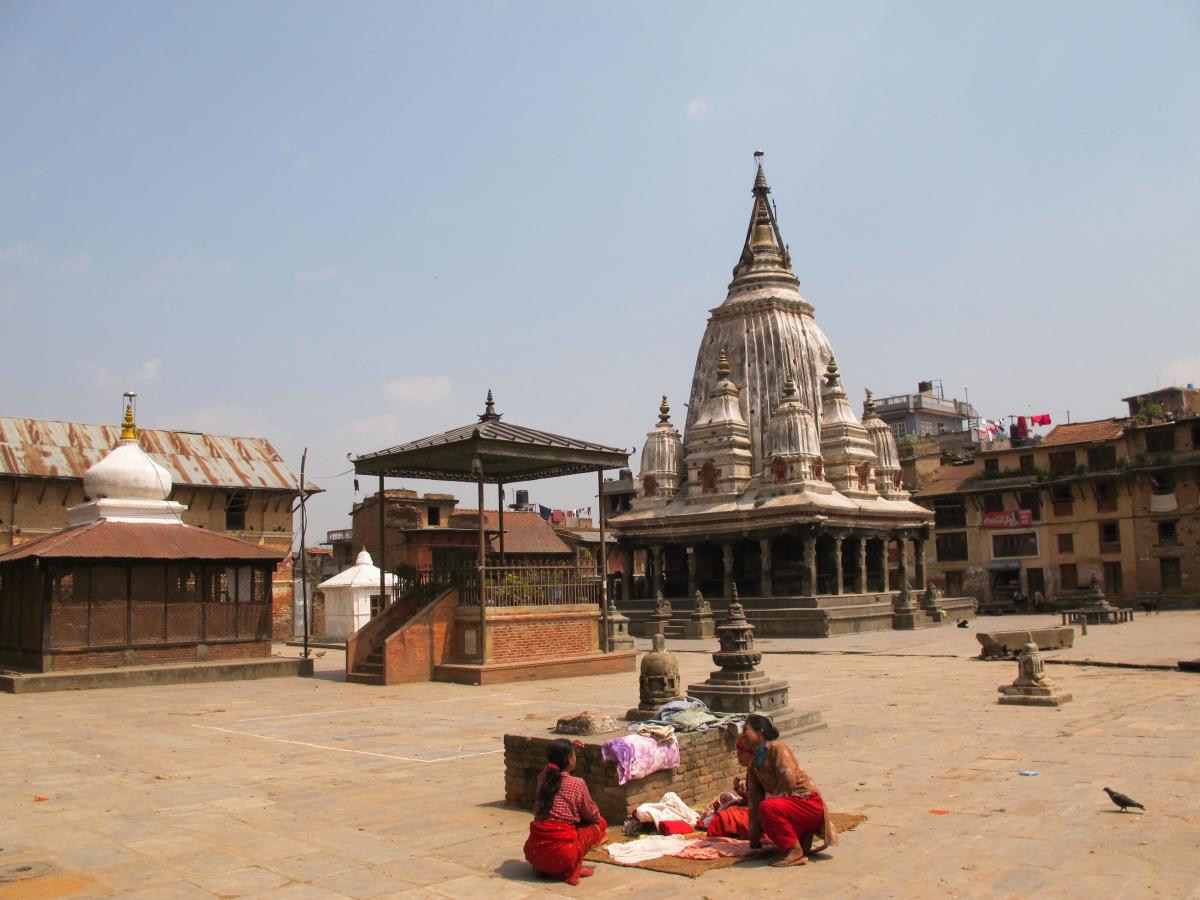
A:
[318, 549, 395, 641]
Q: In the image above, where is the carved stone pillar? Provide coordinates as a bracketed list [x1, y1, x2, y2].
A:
[653, 547, 665, 598]
[914, 536, 927, 591]
[803, 533, 817, 596]
[896, 535, 909, 592]
[857, 536, 868, 594]
[686, 546, 698, 599]
[880, 538, 890, 592]
[722, 543, 735, 599]
[759, 538, 773, 598]
[833, 535, 844, 596]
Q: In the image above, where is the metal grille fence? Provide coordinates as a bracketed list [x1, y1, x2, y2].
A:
[44, 561, 273, 650]
[465, 565, 602, 608]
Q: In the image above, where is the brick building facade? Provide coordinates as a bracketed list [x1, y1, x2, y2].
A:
[918, 392, 1200, 609]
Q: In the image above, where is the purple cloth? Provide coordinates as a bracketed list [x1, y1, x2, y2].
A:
[601, 734, 680, 785]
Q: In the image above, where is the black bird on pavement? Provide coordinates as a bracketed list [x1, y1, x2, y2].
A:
[957, 619, 970, 628]
[1103, 787, 1145, 812]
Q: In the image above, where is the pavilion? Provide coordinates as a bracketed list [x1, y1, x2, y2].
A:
[347, 392, 636, 684]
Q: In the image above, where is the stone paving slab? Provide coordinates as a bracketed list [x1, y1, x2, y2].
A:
[0, 633, 1198, 897]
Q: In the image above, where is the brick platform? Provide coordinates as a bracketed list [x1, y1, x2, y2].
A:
[0, 655, 313, 694]
[504, 707, 825, 823]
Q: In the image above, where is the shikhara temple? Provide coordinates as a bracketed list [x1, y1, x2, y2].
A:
[612, 156, 973, 636]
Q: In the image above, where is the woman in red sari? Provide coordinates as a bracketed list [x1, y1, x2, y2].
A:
[523, 738, 608, 885]
[742, 714, 838, 867]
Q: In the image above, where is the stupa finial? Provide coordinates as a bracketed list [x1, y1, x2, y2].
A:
[782, 375, 797, 400]
[824, 357, 840, 386]
[717, 348, 731, 380]
[479, 389, 501, 422]
[864, 387, 876, 417]
[119, 392, 138, 442]
[658, 395, 671, 424]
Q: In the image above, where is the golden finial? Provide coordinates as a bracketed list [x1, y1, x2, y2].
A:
[119, 391, 138, 442]
[658, 395, 671, 424]
[717, 348, 731, 379]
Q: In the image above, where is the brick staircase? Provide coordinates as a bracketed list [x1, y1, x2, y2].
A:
[346, 644, 385, 685]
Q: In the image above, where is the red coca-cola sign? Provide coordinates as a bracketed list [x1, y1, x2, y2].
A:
[982, 509, 1034, 529]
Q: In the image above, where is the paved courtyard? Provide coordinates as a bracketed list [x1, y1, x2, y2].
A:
[2, 612, 1199, 898]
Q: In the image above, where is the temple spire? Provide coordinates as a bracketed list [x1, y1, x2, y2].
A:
[119, 391, 138, 442]
[734, 151, 792, 276]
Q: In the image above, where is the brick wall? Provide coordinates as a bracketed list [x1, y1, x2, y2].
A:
[45, 640, 269, 671]
[383, 589, 458, 683]
[484, 606, 598, 663]
[271, 556, 294, 640]
[504, 726, 742, 824]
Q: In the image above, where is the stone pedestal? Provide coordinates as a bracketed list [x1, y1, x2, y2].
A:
[626, 634, 684, 721]
[687, 599, 822, 737]
[606, 602, 635, 652]
[998, 642, 1072, 707]
[685, 591, 716, 639]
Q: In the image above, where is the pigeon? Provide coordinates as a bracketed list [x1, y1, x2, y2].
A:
[1103, 787, 1145, 813]
[957, 619, 970, 628]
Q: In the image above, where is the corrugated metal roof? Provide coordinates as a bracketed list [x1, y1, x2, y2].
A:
[0, 520, 285, 563]
[0, 417, 307, 493]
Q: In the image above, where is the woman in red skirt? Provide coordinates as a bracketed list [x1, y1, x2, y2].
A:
[523, 738, 608, 884]
[741, 714, 838, 867]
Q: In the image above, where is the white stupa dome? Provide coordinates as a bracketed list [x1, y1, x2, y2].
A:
[84, 440, 173, 501]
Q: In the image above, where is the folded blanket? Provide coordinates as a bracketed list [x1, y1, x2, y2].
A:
[606, 834, 695, 864]
[601, 734, 680, 785]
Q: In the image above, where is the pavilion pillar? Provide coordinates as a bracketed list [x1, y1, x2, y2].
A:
[596, 468, 609, 654]
[653, 547, 665, 597]
[914, 536, 927, 591]
[833, 535, 844, 596]
[880, 537, 890, 592]
[497, 482, 506, 563]
[803, 533, 817, 596]
[857, 536, 868, 594]
[759, 538, 773, 598]
[896, 535, 909, 593]
[378, 474, 386, 618]
[477, 468, 487, 663]
[722, 543, 735, 599]
[621, 546, 634, 604]
[686, 546, 698, 599]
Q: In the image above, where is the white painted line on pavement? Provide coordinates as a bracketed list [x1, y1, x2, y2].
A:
[227, 693, 517, 724]
[192, 724, 503, 763]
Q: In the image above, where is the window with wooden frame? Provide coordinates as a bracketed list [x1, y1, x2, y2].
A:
[982, 493, 1004, 513]
[1059, 563, 1078, 591]
[1049, 450, 1077, 476]
[1098, 520, 1120, 551]
[1094, 479, 1117, 513]
[1057, 533, 1074, 554]
[1145, 429, 1176, 454]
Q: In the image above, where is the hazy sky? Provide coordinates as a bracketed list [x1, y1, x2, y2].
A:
[2, 1, 1198, 543]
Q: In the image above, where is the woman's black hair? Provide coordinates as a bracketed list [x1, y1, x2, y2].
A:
[536, 738, 574, 815]
[745, 714, 779, 742]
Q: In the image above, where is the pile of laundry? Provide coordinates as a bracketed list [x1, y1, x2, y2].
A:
[627, 698, 745, 733]
[606, 791, 765, 864]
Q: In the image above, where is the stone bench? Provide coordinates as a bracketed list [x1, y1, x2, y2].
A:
[976, 627, 1075, 660]
[1060, 608, 1134, 626]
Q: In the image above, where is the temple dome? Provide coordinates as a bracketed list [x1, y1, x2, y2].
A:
[685, 156, 834, 473]
[639, 396, 685, 497]
[767, 375, 820, 459]
[83, 405, 173, 502]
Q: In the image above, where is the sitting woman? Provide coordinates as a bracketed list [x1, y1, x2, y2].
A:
[742, 713, 838, 867]
[523, 738, 608, 885]
[703, 739, 752, 838]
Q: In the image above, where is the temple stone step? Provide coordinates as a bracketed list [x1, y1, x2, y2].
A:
[346, 671, 384, 686]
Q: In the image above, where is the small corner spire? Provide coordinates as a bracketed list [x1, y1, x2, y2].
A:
[863, 388, 876, 417]
[782, 374, 797, 400]
[119, 391, 138, 442]
[717, 348, 731, 380]
[658, 394, 671, 425]
[824, 357, 840, 387]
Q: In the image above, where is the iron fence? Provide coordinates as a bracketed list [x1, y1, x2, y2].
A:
[472, 564, 602, 608]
